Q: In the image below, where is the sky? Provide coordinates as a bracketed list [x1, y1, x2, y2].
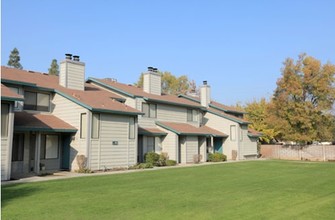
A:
[2, 0, 335, 106]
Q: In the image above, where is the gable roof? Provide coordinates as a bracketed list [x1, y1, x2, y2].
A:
[208, 107, 250, 125]
[156, 121, 228, 137]
[138, 126, 167, 136]
[14, 112, 77, 132]
[178, 94, 246, 114]
[87, 77, 205, 109]
[248, 128, 262, 138]
[1, 67, 142, 115]
[1, 84, 24, 102]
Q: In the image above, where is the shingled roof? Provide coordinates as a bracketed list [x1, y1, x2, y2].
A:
[1, 67, 142, 115]
[14, 112, 77, 132]
[1, 84, 24, 101]
[87, 77, 204, 109]
[156, 121, 228, 137]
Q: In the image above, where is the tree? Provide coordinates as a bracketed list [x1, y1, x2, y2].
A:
[7, 48, 23, 69]
[270, 54, 335, 144]
[244, 98, 278, 143]
[48, 59, 59, 76]
[135, 71, 196, 95]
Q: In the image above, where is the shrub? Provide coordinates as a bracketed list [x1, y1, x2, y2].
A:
[76, 168, 93, 173]
[129, 163, 153, 169]
[208, 153, 227, 162]
[157, 152, 169, 166]
[145, 152, 160, 165]
[193, 154, 203, 163]
[166, 160, 177, 166]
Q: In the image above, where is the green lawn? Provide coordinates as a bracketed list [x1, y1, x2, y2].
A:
[2, 160, 335, 220]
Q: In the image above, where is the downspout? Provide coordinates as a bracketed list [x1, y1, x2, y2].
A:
[7, 104, 14, 180]
[86, 110, 92, 169]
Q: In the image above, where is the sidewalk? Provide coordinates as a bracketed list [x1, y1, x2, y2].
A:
[2, 159, 261, 185]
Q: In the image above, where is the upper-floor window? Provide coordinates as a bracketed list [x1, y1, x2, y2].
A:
[142, 103, 157, 118]
[80, 113, 87, 139]
[1, 103, 9, 137]
[230, 125, 236, 141]
[24, 91, 50, 111]
[91, 113, 100, 139]
[187, 109, 198, 122]
[129, 117, 135, 139]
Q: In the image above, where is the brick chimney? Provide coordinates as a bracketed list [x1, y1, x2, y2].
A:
[59, 54, 85, 90]
[200, 80, 211, 107]
[143, 67, 161, 95]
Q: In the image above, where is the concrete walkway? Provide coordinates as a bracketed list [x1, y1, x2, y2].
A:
[1, 159, 262, 185]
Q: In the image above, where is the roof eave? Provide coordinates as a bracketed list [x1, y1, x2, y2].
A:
[144, 97, 205, 110]
[14, 127, 77, 133]
[87, 78, 136, 98]
[1, 96, 24, 102]
[207, 109, 250, 125]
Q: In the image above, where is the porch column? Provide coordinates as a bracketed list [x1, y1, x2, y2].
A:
[34, 132, 41, 174]
[200, 137, 206, 162]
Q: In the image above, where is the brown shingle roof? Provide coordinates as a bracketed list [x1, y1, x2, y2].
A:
[138, 126, 167, 136]
[248, 128, 262, 137]
[14, 112, 77, 132]
[208, 107, 250, 124]
[1, 67, 141, 115]
[1, 84, 24, 101]
[156, 121, 228, 137]
[88, 78, 204, 108]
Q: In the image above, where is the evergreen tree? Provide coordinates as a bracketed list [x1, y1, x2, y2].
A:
[7, 48, 23, 69]
[48, 59, 59, 76]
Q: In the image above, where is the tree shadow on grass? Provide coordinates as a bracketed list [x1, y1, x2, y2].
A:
[1, 183, 42, 208]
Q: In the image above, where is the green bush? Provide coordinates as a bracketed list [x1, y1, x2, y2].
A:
[208, 153, 227, 162]
[129, 163, 153, 169]
[145, 152, 160, 165]
[166, 160, 177, 166]
[157, 152, 169, 166]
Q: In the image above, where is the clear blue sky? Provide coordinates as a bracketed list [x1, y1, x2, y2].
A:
[2, 0, 335, 105]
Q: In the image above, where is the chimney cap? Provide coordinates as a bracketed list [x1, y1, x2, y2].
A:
[152, 68, 158, 72]
[73, 55, 80, 61]
[65, 53, 72, 60]
[147, 66, 154, 71]
[203, 80, 208, 85]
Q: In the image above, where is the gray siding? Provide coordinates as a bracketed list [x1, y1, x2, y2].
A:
[90, 114, 137, 170]
[51, 93, 87, 170]
[143, 72, 161, 96]
[204, 112, 239, 160]
[59, 60, 85, 91]
[1, 138, 9, 180]
[160, 127, 178, 161]
[240, 125, 257, 158]
[186, 136, 199, 163]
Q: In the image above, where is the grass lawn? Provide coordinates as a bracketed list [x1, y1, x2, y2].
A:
[2, 160, 335, 220]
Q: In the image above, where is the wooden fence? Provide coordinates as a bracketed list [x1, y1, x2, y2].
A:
[260, 145, 335, 161]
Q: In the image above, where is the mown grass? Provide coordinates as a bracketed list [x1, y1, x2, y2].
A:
[2, 160, 335, 219]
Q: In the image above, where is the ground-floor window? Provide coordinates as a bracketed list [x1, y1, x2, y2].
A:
[40, 134, 59, 159]
[146, 136, 155, 152]
[12, 133, 24, 161]
[1, 103, 9, 137]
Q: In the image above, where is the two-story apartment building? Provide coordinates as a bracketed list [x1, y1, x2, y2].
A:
[179, 86, 261, 160]
[87, 68, 228, 164]
[1, 55, 142, 180]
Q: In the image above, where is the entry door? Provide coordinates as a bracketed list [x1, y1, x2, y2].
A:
[61, 135, 71, 170]
[29, 134, 36, 172]
[214, 138, 223, 153]
[138, 135, 143, 163]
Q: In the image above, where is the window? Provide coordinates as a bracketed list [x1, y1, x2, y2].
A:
[129, 117, 135, 139]
[147, 137, 155, 152]
[187, 109, 198, 122]
[142, 103, 156, 118]
[80, 113, 87, 139]
[12, 133, 24, 161]
[24, 91, 50, 111]
[1, 104, 9, 137]
[91, 113, 100, 139]
[230, 125, 236, 141]
[40, 134, 59, 159]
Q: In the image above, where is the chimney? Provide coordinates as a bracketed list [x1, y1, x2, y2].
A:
[59, 54, 85, 90]
[200, 80, 211, 107]
[143, 66, 161, 95]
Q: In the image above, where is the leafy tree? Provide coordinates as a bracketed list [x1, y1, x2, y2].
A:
[7, 48, 23, 69]
[244, 98, 278, 143]
[48, 59, 59, 76]
[270, 54, 335, 144]
[135, 71, 195, 95]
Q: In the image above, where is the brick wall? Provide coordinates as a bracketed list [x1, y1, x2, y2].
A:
[260, 145, 335, 161]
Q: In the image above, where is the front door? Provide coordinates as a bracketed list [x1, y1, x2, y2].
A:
[61, 135, 71, 170]
[214, 138, 223, 153]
